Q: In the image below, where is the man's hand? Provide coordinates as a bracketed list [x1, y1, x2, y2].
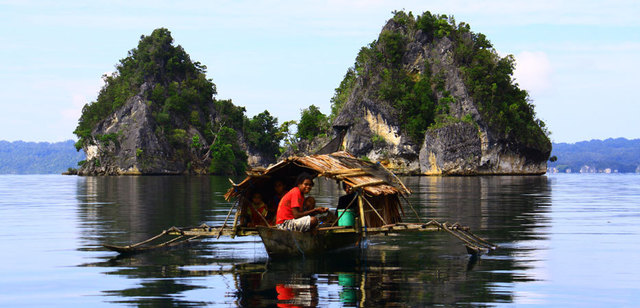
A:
[315, 207, 329, 214]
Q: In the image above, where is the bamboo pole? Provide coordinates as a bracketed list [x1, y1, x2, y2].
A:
[362, 196, 388, 226]
[400, 194, 422, 223]
[230, 201, 242, 239]
[358, 193, 367, 237]
[248, 202, 271, 227]
[330, 191, 359, 228]
[129, 230, 168, 248]
[218, 199, 239, 238]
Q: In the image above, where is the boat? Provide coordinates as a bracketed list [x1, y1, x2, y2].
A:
[256, 226, 361, 257]
[103, 151, 496, 257]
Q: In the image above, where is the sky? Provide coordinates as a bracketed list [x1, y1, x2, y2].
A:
[1, 0, 638, 143]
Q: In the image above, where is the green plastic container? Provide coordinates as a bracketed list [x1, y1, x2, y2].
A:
[337, 209, 355, 227]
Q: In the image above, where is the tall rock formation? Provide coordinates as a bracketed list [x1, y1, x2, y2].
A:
[331, 11, 551, 175]
[74, 28, 279, 175]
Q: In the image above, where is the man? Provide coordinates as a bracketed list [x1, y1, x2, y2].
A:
[336, 182, 357, 215]
[267, 179, 287, 223]
[276, 173, 328, 232]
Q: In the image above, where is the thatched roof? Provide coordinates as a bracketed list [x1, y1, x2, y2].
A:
[224, 151, 411, 200]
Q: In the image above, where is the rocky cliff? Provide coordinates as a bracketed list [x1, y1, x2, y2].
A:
[74, 28, 278, 175]
[331, 11, 551, 175]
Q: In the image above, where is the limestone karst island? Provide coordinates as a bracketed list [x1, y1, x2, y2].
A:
[73, 11, 551, 176]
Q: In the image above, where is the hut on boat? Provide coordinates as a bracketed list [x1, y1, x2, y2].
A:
[224, 151, 412, 229]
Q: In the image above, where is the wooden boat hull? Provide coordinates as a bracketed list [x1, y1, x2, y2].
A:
[257, 227, 361, 257]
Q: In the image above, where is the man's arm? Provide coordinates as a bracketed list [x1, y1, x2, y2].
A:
[292, 206, 328, 219]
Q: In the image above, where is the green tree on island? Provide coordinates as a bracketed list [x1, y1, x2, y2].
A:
[296, 105, 330, 141]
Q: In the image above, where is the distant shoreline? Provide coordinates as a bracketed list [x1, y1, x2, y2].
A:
[1, 138, 639, 175]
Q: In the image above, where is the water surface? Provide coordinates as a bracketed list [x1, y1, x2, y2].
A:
[0, 174, 639, 306]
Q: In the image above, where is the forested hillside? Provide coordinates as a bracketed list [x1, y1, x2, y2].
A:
[0, 140, 85, 174]
[549, 138, 640, 173]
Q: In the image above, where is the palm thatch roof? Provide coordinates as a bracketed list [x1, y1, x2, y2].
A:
[224, 151, 410, 200]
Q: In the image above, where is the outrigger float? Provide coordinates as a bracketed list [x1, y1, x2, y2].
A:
[104, 152, 496, 257]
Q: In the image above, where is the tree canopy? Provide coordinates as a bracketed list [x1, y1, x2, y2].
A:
[296, 105, 330, 141]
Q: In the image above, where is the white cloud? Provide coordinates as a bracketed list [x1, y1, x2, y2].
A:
[513, 51, 552, 93]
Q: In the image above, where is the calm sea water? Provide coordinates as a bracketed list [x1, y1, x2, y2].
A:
[0, 174, 639, 307]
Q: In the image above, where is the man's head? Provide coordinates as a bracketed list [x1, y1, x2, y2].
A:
[304, 196, 316, 210]
[296, 172, 315, 194]
[342, 182, 352, 194]
[273, 180, 286, 195]
[251, 192, 263, 204]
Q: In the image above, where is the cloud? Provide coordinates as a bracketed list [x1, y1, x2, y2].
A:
[513, 51, 552, 93]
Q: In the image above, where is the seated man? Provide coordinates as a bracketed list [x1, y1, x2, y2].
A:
[276, 173, 328, 232]
[336, 183, 357, 215]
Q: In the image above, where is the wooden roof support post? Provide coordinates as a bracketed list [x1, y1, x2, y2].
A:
[230, 195, 245, 239]
[358, 192, 367, 237]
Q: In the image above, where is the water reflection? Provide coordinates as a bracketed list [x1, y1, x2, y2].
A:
[76, 175, 551, 306]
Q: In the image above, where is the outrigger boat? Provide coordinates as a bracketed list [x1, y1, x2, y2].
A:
[104, 152, 496, 257]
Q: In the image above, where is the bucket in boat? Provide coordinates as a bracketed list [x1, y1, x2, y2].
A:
[337, 209, 355, 227]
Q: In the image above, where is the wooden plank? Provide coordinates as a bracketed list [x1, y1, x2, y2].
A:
[351, 180, 386, 189]
[366, 224, 441, 233]
[335, 171, 369, 179]
[322, 168, 363, 176]
[168, 227, 259, 237]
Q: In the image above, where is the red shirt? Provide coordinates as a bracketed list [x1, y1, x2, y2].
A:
[276, 187, 303, 224]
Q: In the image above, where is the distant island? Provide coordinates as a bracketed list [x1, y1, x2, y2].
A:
[70, 10, 551, 176]
[548, 138, 640, 173]
[1, 138, 637, 174]
[0, 140, 85, 174]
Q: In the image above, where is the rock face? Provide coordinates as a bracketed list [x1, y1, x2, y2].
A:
[79, 85, 196, 175]
[332, 12, 551, 175]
